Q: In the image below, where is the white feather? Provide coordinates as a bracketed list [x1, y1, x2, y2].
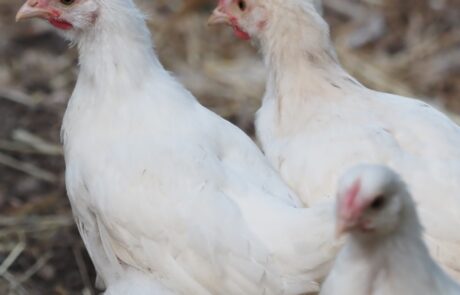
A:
[59, 0, 340, 293]
[320, 165, 460, 295]
[104, 269, 175, 295]
[254, 0, 460, 280]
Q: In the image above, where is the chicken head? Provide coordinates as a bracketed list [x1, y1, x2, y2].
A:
[208, 0, 323, 41]
[208, 0, 268, 40]
[16, 0, 98, 32]
[336, 165, 409, 239]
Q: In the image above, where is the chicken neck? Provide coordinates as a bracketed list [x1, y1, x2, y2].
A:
[74, 1, 165, 102]
[61, 0, 173, 148]
[258, 4, 363, 123]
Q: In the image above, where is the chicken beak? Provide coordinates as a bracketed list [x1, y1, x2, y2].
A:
[16, 0, 51, 22]
[208, 7, 230, 26]
[335, 220, 349, 239]
[336, 212, 360, 238]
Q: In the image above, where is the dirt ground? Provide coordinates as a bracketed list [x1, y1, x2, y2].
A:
[0, 0, 459, 294]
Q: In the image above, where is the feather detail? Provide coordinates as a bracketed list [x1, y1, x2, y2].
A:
[60, 0, 340, 293]
[321, 165, 460, 295]
[255, 0, 460, 280]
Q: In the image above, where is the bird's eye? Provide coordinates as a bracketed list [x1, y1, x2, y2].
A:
[60, 0, 75, 5]
[238, 0, 247, 11]
[370, 195, 386, 210]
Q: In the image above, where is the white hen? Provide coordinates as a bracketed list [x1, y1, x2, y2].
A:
[16, 0, 340, 294]
[210, 0, 460, 279]
[321, 165, 460, 295]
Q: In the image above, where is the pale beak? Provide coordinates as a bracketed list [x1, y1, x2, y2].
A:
[335, 215, 359, 239]
[208, 7, 230, 26]
[335, 220, 349, 239]
[16, 0, 51, 22]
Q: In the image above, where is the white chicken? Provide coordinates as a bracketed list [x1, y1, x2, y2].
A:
[209, 0, 460, 279]
[321, 164, 460, 295]
[16, 0, 340, 294]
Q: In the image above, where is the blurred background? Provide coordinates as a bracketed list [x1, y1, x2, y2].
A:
[0, 0, 459, 294]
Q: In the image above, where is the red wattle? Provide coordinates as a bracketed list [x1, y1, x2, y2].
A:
[232, 25, 251, 40]
[49, 18, 73, 30]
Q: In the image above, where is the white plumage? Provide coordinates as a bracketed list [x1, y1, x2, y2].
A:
[17, 0, 341, 294]
[321, 164, 460, 295]
[104, 269, 175, 295]
[210, 0, 460, 279]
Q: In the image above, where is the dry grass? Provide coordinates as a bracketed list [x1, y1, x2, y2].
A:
[0, 0, 458, 294]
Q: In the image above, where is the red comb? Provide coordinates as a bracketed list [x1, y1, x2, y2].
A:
[218, 0, 230, 6]
[344, 179, 361, 216]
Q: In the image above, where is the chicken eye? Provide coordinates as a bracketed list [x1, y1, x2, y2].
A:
[238, 0, 247, 11]
[60, 0, 75, 5]
[370, 196, 386, 210]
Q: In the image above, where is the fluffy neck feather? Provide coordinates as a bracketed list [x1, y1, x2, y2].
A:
[75, 0, 164, 100]
[259, 2, 362, 120]
[349, 198, 430, 272]
[344, 198, 460, 292]
[62, 0, 172, 146]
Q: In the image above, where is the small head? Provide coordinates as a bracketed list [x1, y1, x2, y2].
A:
[16, 0, 99, 35]
[336, 165, 412, 239]
[208, 0, 323, 41]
